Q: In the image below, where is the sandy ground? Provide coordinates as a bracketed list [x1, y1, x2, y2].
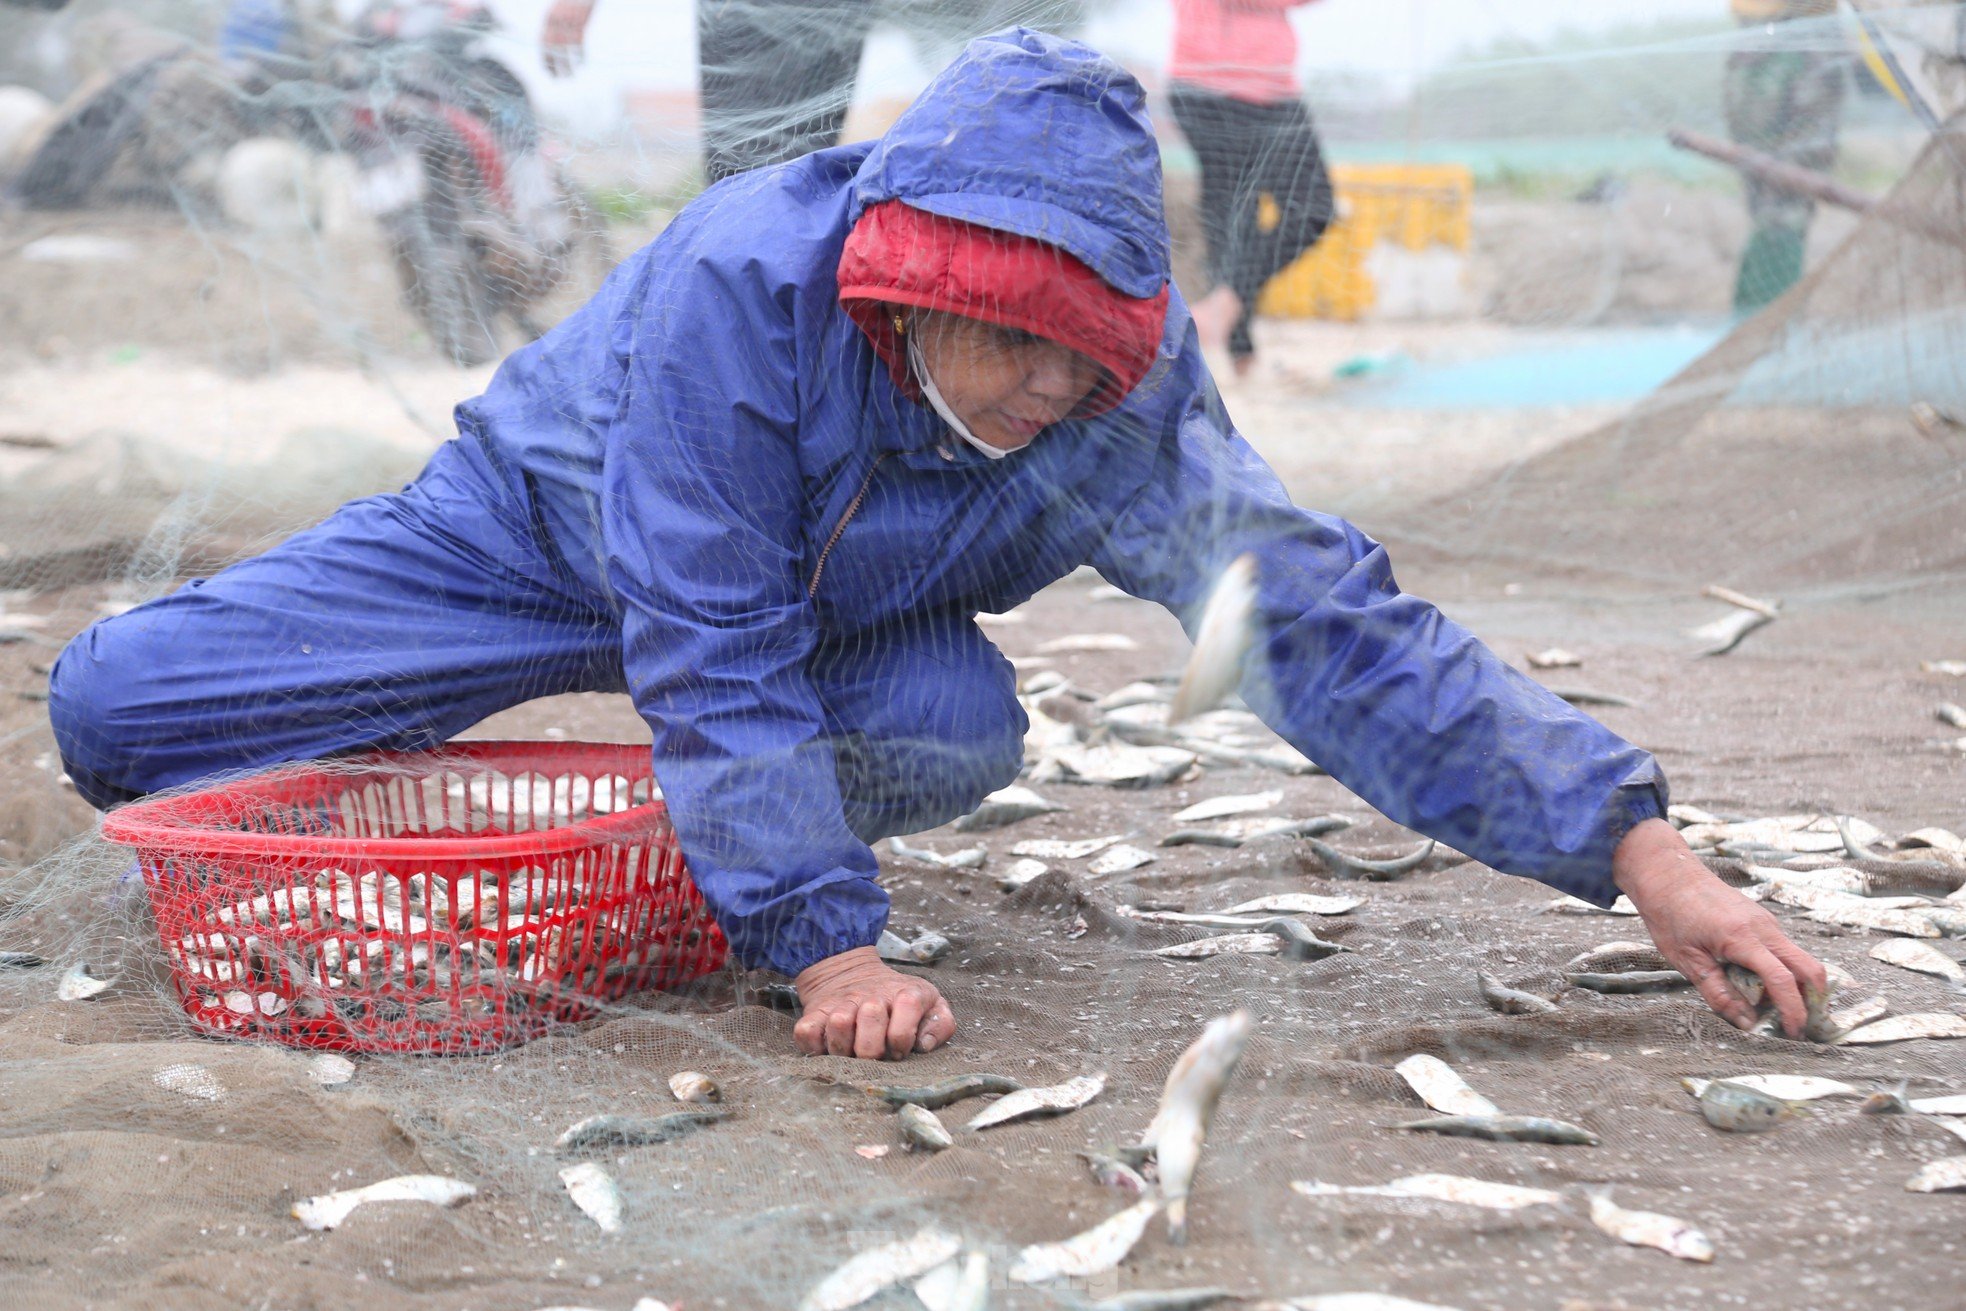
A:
[0, 199, 1962, 1310]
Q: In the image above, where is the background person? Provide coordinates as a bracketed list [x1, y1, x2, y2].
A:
[1166, 0, 1334, 376]
[541, 0, 875, 184]
[1724, 0, 1847, 313]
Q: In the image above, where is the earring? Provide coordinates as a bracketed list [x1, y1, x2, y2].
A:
[892, 312, 907, 335]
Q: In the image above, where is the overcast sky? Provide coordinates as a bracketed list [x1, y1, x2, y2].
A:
[470, 0, 1732, 132]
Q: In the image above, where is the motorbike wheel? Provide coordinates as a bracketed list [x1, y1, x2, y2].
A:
[384, 191, 501, 367]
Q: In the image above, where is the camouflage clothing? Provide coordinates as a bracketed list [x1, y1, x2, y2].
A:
[1724, 11, 1848, 312]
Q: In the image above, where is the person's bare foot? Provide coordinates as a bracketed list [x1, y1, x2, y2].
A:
[1190, 285, 1242, 357]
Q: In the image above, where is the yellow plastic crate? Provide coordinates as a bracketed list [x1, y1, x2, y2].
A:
[1257, 162, 1473, 321]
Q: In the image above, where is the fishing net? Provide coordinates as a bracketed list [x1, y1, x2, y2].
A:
[1, 3, 1964, 1310]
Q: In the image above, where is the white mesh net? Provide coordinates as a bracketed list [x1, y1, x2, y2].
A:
[2, 3, 1964, 1309]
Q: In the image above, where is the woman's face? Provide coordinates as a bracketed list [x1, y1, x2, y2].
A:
[910, 310, 1103, 452]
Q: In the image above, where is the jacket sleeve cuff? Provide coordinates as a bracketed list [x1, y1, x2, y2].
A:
[723, 874, 890, 980]
[1547, 767, 1671, 908]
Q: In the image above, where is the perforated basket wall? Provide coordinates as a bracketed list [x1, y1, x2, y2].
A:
[99, 741, 728, 1054]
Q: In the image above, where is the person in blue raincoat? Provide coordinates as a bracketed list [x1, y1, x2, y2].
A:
[48, 30, 1827, 1061]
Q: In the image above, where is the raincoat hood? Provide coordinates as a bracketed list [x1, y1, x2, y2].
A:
[849, 28, 1173, 300]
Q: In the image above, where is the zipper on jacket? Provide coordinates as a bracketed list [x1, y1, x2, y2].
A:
[807, 451, 894, 598]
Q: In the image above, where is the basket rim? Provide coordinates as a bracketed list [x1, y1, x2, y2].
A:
[100, 740, 671, 862]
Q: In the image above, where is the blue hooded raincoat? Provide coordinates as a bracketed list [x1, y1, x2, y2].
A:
[51, 31, 1666, 979]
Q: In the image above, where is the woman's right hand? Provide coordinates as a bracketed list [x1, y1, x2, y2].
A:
[793, 946, 957, 1060]
[541, 0, 596, 77]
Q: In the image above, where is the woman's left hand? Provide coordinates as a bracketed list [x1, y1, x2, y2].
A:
[1612, 817, 1830, 1037]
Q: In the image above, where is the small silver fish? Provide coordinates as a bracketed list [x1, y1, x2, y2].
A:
[1922, 907, 1966, 937]
[1220, 892, 1362, 916]
[1254, 917, 1350, 961]
[1155, 932, 1282, 960]
[1561, 941, 1672, 974]
[1140, 1010, 1251, 1243]
[1860, 1082, 1912, 1115]
[1697, 1079, 1796, 1133]
[1078, 1149, 1150, 1196]
[1086, 1290, 1240, 1311]
[1089, 844, 1158, 875]
[968, 1073, 1106, 1130]
[560, 1161, 625, 1234]
[1037, 633, 1139, 654]
[1158, 816, 1348, 849]
[1587, 1190, 1714, 1262]
[1011, 835, 1126, 860]
[1476, 972, 1559, 1016]
[1804, 901, 1942, 938]
[1046, 742, 1198, 788]
[152, 1063, 223, 1102]
[1870, 939, 1966, 984]
[1909, 1093, 1966, 1114]
[1905, 1156, 1966, 1193]
[1392, 1115, 1598, 1146]
[1564, 969, 1691, 994]
[1266, 1297, 1467, 1311]
[0, 951, 45, 968]
[998, 858, 1050, 889]
[1679, 1074, 1857, 1102]
[887, 836, 987, 870]
[1171, 791, 1282, 824]
[800, 1227, 963, 1311]
[307, 1053, 356, 1087]
[897, 1103, 953, 1152]
[1837, 1012, 1966, 1044]
[953, 785, 1066, 831]
[291, 1174, 476, 1231]
[862, 1072, 1025, 1109]
[1394, 1054, 1500, 1118]
[56, 962, 112, 1001]
[912, 1251, 990, 1311]
[1168, 552, 1258, 724]
[1305, 837, 1436, 881]
[553, 1109, 724, 1154]
[1009, 1195, 1161, 1283]
[907, 931, 953, 964]
[668, 1071, 720, 1104]
[1291, 1173, 1562, 1211]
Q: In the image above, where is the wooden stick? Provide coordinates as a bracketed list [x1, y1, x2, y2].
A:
[1667, 127, 1876, 213]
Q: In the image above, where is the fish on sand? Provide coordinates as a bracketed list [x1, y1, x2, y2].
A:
[1392, 1115, 1597, 1146]
[1587, 1190, 1714, 1261]
[1394, 1054, 1500, 1118]
[799, 1227, 963, 1311]
[1009, 1195, 1162, 1283]
[1695, 1079, 1797, 1133]
[291, 1174, 476, 1231]
[967, 1073, 1106, 1130]
[1476, 972, 1559, 1015]
[1136, 1010, 1251, 1243]
[560, 1162, 625, 1233]
[554, 1110, 724, 1154]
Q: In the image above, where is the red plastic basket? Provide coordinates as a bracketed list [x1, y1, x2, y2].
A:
[99, 741, 729, 1054]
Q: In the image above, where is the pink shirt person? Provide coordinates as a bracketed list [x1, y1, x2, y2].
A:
[1168, 0, 1322, 106]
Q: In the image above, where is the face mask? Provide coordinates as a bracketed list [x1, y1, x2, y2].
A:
[908, 330, 1011, 460]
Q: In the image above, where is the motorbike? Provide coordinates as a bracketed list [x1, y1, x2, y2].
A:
[323, 0, 594, 364]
